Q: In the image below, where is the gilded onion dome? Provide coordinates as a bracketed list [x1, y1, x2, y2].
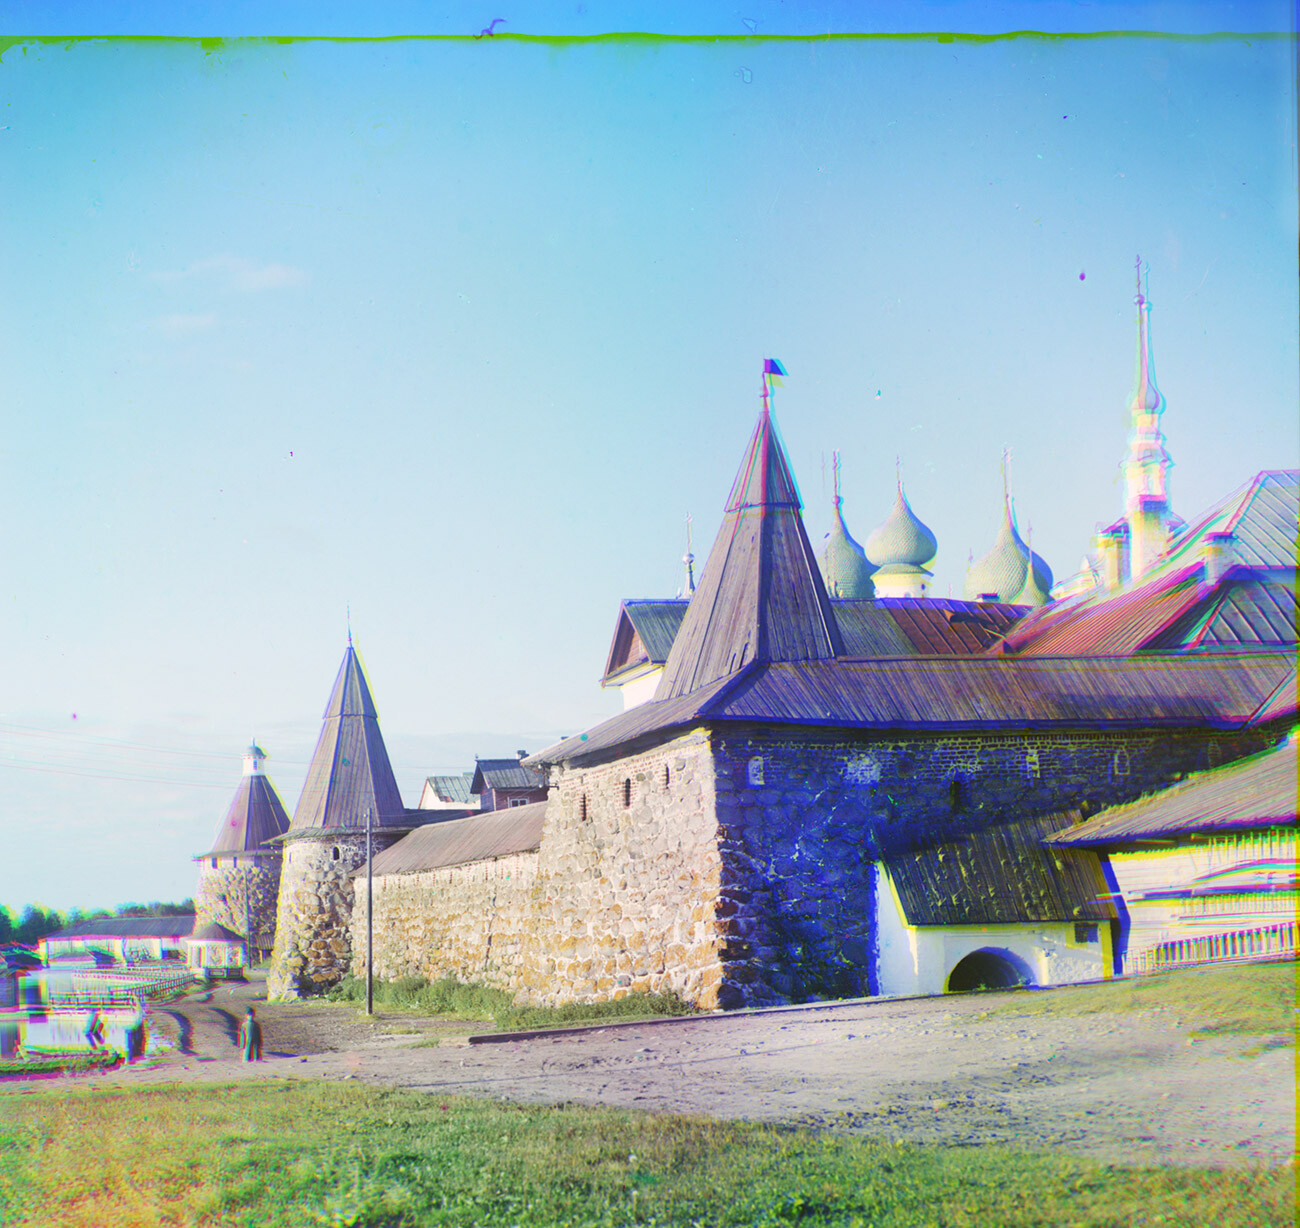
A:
[965, 500, 1053, 602]
[864, 485, 938, 573]
[819, 499, 876, 599]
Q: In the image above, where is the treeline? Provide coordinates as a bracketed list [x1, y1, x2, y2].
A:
[0, 900, 195, 946]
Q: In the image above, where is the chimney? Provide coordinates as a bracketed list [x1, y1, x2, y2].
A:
[1203, 532, 1235, 587]
[1094, 523, 1131, 592]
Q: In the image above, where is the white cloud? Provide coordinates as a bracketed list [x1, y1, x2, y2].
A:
[152, 254, 309, 292]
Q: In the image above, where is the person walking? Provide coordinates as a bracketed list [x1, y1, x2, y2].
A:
[239, 1006, 263, 1061]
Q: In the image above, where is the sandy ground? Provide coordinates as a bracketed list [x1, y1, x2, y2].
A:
[11, 974, 1293, 1170]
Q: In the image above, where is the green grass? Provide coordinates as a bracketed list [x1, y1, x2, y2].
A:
[327, 973, 697, 1032]
[975, 959, 1297, 1040]
[0, 1080, 1291, 1228]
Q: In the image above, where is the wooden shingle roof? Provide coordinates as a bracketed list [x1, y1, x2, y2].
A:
[288, 646, 406, 832]
[654, 405, 842, 701]
[200, 773, 290, 857]
[531, 654, 1293, 766]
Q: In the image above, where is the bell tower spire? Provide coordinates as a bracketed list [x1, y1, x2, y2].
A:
[1123, 256, 1175, 579]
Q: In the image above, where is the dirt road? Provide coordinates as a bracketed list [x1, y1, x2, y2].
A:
[62, 975, 1294, 1171]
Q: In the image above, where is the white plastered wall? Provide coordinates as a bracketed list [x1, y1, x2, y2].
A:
[873, 863, 1110, 996]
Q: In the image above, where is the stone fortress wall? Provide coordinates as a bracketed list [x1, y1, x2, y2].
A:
[518, 730, 724, 1008]
[268, 831, 398, 998]
[195, 855, 281, 952]
[342, 724, 1278, 1010]
[353, 851, 540, 989]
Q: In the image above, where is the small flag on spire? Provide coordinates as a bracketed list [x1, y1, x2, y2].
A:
[763, 358, 787, 387]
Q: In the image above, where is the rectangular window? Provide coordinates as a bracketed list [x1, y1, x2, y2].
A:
[508, 796, 530, 808]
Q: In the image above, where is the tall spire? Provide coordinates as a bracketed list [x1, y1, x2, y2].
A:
[1129, 255, 1165, 418]
[1123, 257, 1175, 579]
[677, 513, 697, 598]
[657, 365, 842, 700]
[290, 645, 405, 830]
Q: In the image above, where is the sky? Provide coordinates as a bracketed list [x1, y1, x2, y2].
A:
[1, 1, 1296, 911]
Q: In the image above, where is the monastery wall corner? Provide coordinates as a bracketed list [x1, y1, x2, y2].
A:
[520, 730, 727, 1008]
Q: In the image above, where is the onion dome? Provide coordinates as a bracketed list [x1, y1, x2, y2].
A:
[1011, 558, 1052, 608]
[864, 486, 938, 572]
[965, 501, 1053, 602]
[819, 500, 876, 598]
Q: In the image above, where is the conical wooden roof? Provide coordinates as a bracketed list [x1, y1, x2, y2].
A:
[206, 773, 290, 855]
[655, 405, 842, 701]
[289, 646, 406, 831]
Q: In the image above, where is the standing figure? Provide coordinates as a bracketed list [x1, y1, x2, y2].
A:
[84, 1008, 105, 1050]
[239, 1006, 263, 1061]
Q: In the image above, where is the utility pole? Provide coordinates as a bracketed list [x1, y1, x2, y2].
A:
[365, 807, 374, 1016]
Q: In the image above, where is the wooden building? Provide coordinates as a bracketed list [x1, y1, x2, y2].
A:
[1047, 731, 1297, 975]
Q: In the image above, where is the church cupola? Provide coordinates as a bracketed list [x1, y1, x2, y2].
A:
[863, 462, 938, 598]
[818, 452, 875, 599]
[965, 459, 1053, 602]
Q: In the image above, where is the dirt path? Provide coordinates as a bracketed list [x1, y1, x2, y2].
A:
[22, 977, 1294, 1170]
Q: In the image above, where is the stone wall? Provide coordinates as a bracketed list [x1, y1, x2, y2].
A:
[519, 730, 726, 1008]
[318, 723, 1277, 1011]
[705, 724, 1275, 1008]
[351, 852, 539, 988]
[267, 831, 399, 998]
[195, 855, 281, 953]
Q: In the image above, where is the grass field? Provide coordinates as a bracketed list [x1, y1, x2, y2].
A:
[327, 973, 698, 1032]
[0, 1079, 1292, 1228]
[975, 959, 1297, 1040]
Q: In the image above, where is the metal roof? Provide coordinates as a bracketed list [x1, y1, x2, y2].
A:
[1145, 579, 1297, 651]
[888, 814, 1115, 926]
[1047, 736, 1298, 846]
[362, 802, 548, 875]
[654, 406, 843, 701]
[470, 759, 545, 793]
[998, 472, 1298, 659]
[532, 654, 1292, 765]
[45, 916, 197, 939]
[994, 563, 1208, 658]
[423, 773, 477, 806]
[601, 598, 1020, 685]
[625, 601, 689, 663]
[290, 646, 407, 831]
[876, 598, 1023, 655]
[201, 773, 290, 856]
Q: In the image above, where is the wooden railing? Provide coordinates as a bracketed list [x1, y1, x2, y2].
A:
[1131, 921, 1297, 974]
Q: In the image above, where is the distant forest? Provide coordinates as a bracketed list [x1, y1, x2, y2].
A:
[0, 900, 195, 946]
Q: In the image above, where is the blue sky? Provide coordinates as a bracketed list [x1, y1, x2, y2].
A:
[2, 1, 1296, 910]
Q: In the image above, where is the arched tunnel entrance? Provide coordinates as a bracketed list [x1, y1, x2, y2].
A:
[945, 948, 1035, 993]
